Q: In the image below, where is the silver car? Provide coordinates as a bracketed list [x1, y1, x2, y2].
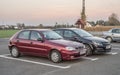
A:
[103, 28, 120, 42]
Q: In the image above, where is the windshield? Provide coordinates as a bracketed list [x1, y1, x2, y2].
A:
[43, 31, 63, 40]
[73, 29, 93, 37]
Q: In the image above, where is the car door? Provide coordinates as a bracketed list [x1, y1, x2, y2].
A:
[29, 31, 47, 56]
[63, 30, 79, 41]
[16, 30, 31, 53]
[112, 29, 120, 41]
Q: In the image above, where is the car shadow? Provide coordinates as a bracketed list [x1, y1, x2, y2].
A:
[5, 54, 86, 66]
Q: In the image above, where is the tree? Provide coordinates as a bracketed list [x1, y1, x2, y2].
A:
[17, 23, 25, 29]
[87, 21, 96, 26]
[108, 13, 120, 26]
[21, 23, 25, 29]
[38, 24, 43, 28]
[96, 20, 105, 26]
[81, 0, 86, 24]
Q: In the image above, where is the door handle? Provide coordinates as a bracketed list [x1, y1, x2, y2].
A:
[30, 42, 33, 44]
[17, 40, 19, 43]
[112, 34, 114, 35]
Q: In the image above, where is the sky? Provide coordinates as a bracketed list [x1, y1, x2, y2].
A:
[0, 0, 120, 26]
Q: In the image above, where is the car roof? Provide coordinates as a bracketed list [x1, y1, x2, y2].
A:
[22, 29, 51, 32]
[54, 28, 79, 30]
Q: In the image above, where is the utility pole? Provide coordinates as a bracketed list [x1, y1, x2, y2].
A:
[81, 0, 86, 25]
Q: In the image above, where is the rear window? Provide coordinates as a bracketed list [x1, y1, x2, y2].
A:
[18, 31, 30, 40]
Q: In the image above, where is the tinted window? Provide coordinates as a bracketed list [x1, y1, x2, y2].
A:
[18, 31, 30, 39]
[73, 29, 93, 37]
[112, 29, 120, 33]
[64, 30, 77, 38]
[55, 30, 63, 36]
[30, 31, 42, 40]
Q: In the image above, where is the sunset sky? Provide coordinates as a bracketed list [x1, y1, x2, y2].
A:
[0, 0, 120, 26]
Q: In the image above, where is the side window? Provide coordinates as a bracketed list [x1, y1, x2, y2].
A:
[55, 30, 63, 36]
[18, 31, 30, 40]
[64, 30, 77, 38]
[119, 29, 120, 33]
[30, 31, 42, 40]
[112, 29, 120, 33]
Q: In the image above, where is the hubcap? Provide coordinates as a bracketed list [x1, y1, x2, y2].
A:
[51, 52, 59, 62]
[12, 48, 18, 57]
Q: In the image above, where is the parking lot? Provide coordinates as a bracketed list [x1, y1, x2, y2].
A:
[0, 38, 120, 75]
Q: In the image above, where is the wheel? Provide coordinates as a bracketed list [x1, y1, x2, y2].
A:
[50, 50, 62, 63]
[106, 37, 112, 42]
[10, 46, 20, 58]
[85, 44, 93, 56]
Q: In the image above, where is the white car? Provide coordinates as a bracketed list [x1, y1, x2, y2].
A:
[103, 28, 120, 42]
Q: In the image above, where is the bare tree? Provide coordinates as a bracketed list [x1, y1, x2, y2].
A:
[108, 13, 120, 26]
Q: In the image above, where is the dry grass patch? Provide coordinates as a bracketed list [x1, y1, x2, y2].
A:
[84, 26, 120, 31]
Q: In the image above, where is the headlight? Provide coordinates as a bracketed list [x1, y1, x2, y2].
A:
[65, 47, 76, 51]
[83, 45, 86, 48]
[93, 41, 103, 46]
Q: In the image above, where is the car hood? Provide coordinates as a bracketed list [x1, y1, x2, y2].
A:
[49, 39, 83, 48]
[84, 36, 108, 43]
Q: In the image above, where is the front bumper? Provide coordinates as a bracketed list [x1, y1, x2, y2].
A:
[8, 44, 12, 50]
[61, 49, 86, 60]
[93, 44, 112, 53]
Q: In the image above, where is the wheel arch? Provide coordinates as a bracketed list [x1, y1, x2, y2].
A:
[105, 36, 113, 42]
[105, 36, 113, 39]
[83, 43, 93, 50]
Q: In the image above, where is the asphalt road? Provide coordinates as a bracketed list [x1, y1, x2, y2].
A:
[0, 38, 120, 75]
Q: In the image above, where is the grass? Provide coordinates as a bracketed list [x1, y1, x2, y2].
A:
[0, 26, 120, 38]
[0, 30, 20, 38]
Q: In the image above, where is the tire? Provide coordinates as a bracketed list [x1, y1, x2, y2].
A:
[106, 37, 112, 43]
[50, 50, 62, 63]
[10, 46, 20, 58]
[85, 44, 93, 56]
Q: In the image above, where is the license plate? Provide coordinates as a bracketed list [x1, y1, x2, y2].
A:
[106, 45, 111, 49]
[80, 49, 86, 55]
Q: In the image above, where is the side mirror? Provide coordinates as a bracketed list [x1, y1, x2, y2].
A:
[73, 36, 82, 43]
[37, 38, 44, 42]
[73, 36, 79, 41]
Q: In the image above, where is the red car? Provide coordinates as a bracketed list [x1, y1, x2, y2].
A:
[8, 29, 86, 63]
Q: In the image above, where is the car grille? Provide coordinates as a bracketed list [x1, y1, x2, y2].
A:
[75, 46, 84, 52]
